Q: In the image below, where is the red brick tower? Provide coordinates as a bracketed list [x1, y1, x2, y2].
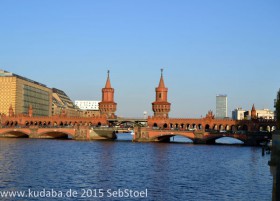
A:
[99, 70, 117, 118]
[152, 69, 171, 118]
[9, 105, 14, 117]
[251, 104, 257, 119]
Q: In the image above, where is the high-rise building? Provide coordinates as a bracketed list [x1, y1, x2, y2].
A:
[216, 95, 227, 118]
[0, 69, 52, 116]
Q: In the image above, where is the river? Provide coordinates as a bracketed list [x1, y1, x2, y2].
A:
[0, 134, 272, 200]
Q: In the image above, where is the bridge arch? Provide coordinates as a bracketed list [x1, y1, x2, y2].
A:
[4, 121, 19, 127]
[192, 124, 197, 130]
[236, 125, 242, 130]
[213, 124, 218, 130]
[38, 131, 74, 139]
[259, 125, 269, 132]
[231, 125, 236, 132]
[180, 124, 184, 129]
[225, 125, 230, 131]
[206, 135, 245, 144]
[219, 124, 224, 131]
[0, 130, 29, 138]
[150, 132, 195, 143]
[215, 137, 245, 145]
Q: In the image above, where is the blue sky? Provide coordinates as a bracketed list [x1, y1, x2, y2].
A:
[0, 0, 279, 118]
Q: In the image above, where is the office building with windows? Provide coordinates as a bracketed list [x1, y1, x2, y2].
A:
[75, 100, 101, 117]
[75, 100, 100, 110]
[216, 95, 228, 118]
[0, 69, 52, 116]
[52, 88, 81, 117]
[232, 108, 246, 120]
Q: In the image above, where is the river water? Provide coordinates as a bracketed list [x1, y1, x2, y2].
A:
[0, 134, 272, 201]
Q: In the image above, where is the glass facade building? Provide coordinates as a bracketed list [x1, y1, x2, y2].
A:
[216, 95, 228, 119]
[0, 69, 52, 116]
[23, 85, 51, 116]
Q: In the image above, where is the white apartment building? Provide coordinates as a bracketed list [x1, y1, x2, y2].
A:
[254, 109, 274, 120]
[233, 107, 275, 120]
[232, 108, 246, 120]
[75, 100, 100, 110]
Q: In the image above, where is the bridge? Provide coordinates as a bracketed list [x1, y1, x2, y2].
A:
[148, 114, 277, 133]
[0, 126, 119, 140]
[133, 127, 270, 146]
[0, 112, 274, 145]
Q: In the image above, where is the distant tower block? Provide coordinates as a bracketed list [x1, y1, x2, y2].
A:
[216, 95, 228, 118]
[152, 69, 171, 118]
[99, 70, 117, 118]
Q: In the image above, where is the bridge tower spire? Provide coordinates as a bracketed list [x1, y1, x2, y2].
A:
[251, 104, 257, 119]
[99, 70, 117, 118]
[152, 69, 171, 118]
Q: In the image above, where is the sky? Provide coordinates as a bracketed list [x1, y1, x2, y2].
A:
[0, 0, 279, 118]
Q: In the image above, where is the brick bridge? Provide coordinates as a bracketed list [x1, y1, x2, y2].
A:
[147, 111, 277, 133]
[0, 126, 119, 140]
[0, 127, 75, 138]
[0, 112, 109, 127]
[0, 111, 275, 144]
[133, 127, 270, 146]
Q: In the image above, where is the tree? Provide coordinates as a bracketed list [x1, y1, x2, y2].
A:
[275, 89, 280, 129]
